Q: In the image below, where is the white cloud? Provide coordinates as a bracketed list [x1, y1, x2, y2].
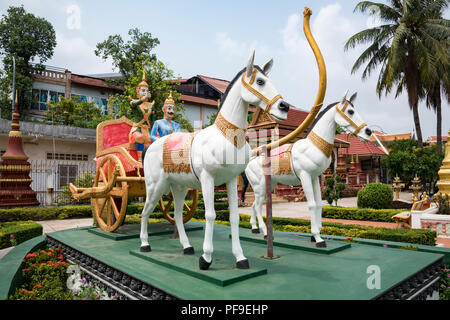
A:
[47, 32, 113, 74]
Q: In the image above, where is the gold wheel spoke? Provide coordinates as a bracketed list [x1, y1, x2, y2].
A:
[110, 197, 120, 220]
[106, 198, 112, 226]
[99, 168, 108, 184]
[184, 202, 191, 212]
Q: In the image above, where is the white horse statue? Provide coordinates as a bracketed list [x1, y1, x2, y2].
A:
[245, 91, 372, 247]
[140, 51, 289, 270]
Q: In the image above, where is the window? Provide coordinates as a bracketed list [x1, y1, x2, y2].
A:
[30, 89, 64, 110]
[58, 165, 78, 188]
[47, 153, 89, 161]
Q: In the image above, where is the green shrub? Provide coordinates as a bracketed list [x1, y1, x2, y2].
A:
[8, 247, 73, 300]
[433, 193, 450, 215]
[322, 206, 404, 222]
[357, 183, 394, 209]
[0, 205, 92, 222]
[0, 221, 43, 249]
[324, 175, 346, 206]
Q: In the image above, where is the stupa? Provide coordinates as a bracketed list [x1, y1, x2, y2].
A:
[0, 93, 39, 207]
[436, 129, 450, 197]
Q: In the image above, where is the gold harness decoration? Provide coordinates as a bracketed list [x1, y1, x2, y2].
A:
[335, 101, 366, 135]
[270, 144, 294, 175]
[214, 112, 247, 148]
[163, 132, 196, 174]
[308, 131, 334, 158]
[241, 69, 282, 113]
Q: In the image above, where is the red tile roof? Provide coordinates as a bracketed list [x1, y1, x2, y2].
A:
[198, 75, 230, 93]
[71, 74, 123, 91]
[279, 108, 309, 128]
[336, 133, 386, 156]
[426, 136, 448, 143]
[180, 94, 219, 107]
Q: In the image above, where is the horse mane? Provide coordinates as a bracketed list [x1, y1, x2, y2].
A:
[305, 100, 355, 135]
[218, 65, 265, 110]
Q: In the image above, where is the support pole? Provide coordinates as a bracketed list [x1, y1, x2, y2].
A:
[262, 146, 274, 258]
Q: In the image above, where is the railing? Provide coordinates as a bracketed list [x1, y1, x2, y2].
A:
[31, 64, 67, 82]
[29, 159, 96, 206]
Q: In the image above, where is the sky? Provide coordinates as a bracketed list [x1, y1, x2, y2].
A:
[0, 0, 449, 140]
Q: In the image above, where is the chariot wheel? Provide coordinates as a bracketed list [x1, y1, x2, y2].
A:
[158, 189, 198, 224]
[92, 154, 128, 232]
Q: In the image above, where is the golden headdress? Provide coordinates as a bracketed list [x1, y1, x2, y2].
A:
[136, 69, 149, 94]
[164, 91, 175, 106]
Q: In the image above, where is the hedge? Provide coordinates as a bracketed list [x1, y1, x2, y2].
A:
[238, 215, 437, 246]
[322, 206, 404, 222]
[0, 221, 43, 249]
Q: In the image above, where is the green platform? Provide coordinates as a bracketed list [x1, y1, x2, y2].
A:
[88, 222, 203, 241]
[44, 221, 445, 300]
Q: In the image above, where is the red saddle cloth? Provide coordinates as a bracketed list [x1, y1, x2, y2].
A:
[163, 132, 195, 173]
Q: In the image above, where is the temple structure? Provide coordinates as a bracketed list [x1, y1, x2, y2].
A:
[0, 94, 39, 207]
[436, 129, 450, 197]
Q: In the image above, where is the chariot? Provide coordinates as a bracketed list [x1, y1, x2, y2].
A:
[69, 116, 198, 232]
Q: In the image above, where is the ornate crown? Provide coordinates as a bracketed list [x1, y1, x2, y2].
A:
[164, 91, 175, 106]
[136, 69, 149, 93]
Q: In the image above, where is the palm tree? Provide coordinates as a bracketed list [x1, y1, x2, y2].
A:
[344, 0, 449, 148]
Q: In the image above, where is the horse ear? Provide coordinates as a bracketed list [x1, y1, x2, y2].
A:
[340, 90, 349, 104]
[246, 50, 255, 78]
[349, 92, 357, 103]
[262, 58, 273, 76]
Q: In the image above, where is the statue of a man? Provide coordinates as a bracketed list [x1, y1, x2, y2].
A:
[128, 70, 155, 165]
[150, 92, 181, 141]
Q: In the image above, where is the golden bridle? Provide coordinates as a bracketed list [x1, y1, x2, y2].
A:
[241, 69, 283, 113]
[252, 7, 327, 156]
[335, 101, 366, 135]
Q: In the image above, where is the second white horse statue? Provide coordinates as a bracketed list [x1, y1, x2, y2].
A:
[140, 51, 289, 269]
[245, 91, 372, 247]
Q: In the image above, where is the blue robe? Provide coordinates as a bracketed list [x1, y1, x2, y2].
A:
[150, 119, 181, 141]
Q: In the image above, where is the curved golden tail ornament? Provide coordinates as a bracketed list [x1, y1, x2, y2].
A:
[252, 7, 327, 156]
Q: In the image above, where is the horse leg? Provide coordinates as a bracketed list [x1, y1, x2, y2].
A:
[298, 170, 326, 247]
[140, 183, 164, 252]
[227, 176, 249, 269]
[171, 185, 194, 254]
[311, 176, 325, 244]
[246, 164, 266, 235]
[199, 171, 215, 270]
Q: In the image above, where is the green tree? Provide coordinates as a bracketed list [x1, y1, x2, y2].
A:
[381, 139, 444, 193]
[0, 5, 56, 116]
[344, 0, 449, 148]
[44, 96, 106, 129]
[95, 28, 160, 83]
[324, 175, 346, 206]
[96, 28, 193, 131]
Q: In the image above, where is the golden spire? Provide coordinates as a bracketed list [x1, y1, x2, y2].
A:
[164, 91, 175, 105]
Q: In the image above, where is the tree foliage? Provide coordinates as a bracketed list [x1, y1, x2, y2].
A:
[381, 139, 444, 193]
[344, 0, 449, 148]
[324, 175, 346, 206]
[44, 96, 106, 129]
[0, 5, 56, 116]
[96, 28, 193, 131]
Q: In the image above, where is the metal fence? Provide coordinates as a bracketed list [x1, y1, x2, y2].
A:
[30, 160, 96, 206]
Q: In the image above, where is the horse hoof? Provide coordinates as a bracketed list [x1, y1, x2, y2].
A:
[264, 235, 267, 240]
[199, 256, 212, 270]
[183, 246, 195, 255]
[316, 241, 327, 248]
[236, 259, 250, 269]
[140, 245, 151, 252]
[251, 228, 260, 234]
[311, 236, 316, 242]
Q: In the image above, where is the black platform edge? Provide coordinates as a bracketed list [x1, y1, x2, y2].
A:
[45, 235, 180, 300]
[374, 257, 444, 300]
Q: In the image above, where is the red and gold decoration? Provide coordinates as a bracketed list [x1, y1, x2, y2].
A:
[0, 94, 39, 207]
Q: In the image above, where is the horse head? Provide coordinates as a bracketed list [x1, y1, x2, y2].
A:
[334, 91, 372, 141]
[240, 51, 289, 122]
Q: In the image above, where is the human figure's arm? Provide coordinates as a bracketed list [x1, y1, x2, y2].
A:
[150, 121, 160, 141]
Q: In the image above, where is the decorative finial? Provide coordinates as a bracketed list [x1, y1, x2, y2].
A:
[142, 69, 146, 82]
[303, 7, 312, 18]
[15, 90, 18, 104]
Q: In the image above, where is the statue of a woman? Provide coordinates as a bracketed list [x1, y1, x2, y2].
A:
[150, 92, 181, 141]
[128, 70, 155, 165]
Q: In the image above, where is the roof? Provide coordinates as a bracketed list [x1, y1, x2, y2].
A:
[426, 136, 448, 143]
[336, 133, 386, 156]
[197, 75, 230, 94]
[180, 94, 219, 107]
[370, 131, 412, 142]
[279, 107, 309, 128]
[71, 74, 123, 91]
